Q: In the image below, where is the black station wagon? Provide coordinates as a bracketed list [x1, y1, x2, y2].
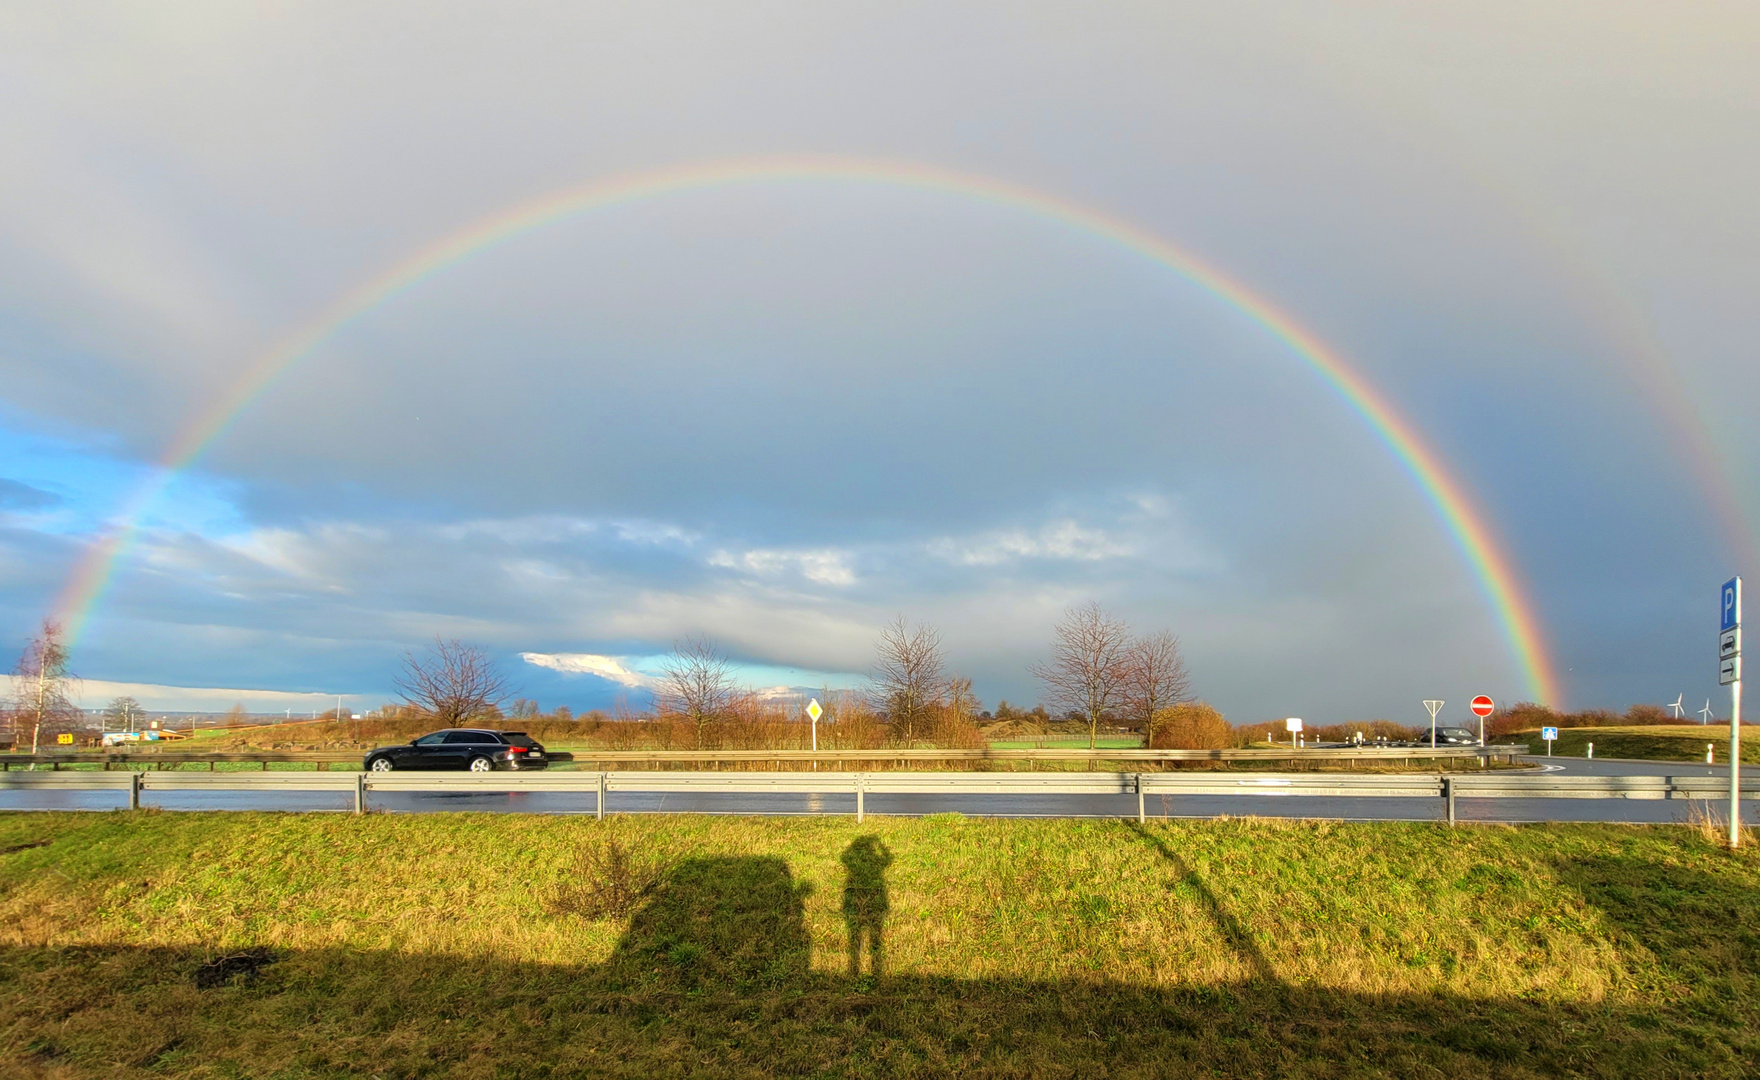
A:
[363, 729, 549, 772]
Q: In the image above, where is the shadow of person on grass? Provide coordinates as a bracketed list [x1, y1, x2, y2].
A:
[601, 854, 812, 993]
[840, 835, 893, 979]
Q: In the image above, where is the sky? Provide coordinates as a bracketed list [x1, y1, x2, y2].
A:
[1, 1, 1756, 724]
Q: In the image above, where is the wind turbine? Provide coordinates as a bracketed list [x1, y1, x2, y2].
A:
[1667, 694, 1686, 719]
[1700, 699, 1715, 725]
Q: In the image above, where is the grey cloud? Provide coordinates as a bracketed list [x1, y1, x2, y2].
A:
[0, 2, 1753, 718]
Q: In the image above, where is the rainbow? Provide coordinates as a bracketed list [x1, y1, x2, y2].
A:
[53, 154, 1562, 704]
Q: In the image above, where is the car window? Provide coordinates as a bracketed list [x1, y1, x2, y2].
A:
[443, 731, 490, 745]
[505, 734, 537, 748]
[414, 733, 448, 746]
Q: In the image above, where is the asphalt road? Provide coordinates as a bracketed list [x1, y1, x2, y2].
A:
[3, 754, 1755, 823]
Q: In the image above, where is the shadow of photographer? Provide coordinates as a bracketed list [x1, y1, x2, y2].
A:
[841, 834, 893, 979]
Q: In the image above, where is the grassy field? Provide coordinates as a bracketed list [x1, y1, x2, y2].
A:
[3, 812, 1758, 1077]
[1515, 725, 1760, 764]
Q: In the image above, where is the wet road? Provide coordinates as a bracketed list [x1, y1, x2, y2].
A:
[3, 755, 1754, 823]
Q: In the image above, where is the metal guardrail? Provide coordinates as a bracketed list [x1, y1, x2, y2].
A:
[0, 744, 1525, 770]
[0, 751, 365, 770]
[3, 768, 1756, 824]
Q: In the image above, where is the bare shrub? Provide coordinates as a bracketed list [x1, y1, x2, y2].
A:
[548, 837, 669, 920]
[926, 677, 985, 750]
[1148, 702, 1233, 750]
[821, 693, 887, 751]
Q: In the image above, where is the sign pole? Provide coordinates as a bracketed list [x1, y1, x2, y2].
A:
[1732, 676, 1743, 848]
[806, 698, 823, 771]
[1423, 700, 1444, 749]
[1721, 577, 1742, 848]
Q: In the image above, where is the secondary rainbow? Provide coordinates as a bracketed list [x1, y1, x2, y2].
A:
[53, 154, 1562, 704]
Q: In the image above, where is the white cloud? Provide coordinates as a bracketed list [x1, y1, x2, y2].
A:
[708, 546, 856, 586]
[520, 652, 659, 689]
[928, 519, 1137, 567]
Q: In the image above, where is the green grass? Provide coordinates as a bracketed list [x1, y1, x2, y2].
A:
[3, 812, 1758, 1077]
[1516, 725, 1760, 764]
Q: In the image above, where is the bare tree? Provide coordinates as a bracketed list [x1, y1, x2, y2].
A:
[1122, 630, 1191, 748]
[656, 636, 737, 749]
[871, 617, 945, 745]
[10, 618, 84, 756]
[1030, 602, 1132, 750]
[105, 695, 145, 733]
[394, 638, 513, 725]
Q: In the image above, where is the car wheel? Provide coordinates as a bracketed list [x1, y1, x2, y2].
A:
[369, 757, 394, 772]
[468, 756, 494, 773]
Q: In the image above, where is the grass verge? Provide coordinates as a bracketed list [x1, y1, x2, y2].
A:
[1515, 725, 1760, 764]
[3, 812, 1758, 1077]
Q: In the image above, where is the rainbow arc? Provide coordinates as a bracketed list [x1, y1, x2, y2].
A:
[52, 154, 1562, 705]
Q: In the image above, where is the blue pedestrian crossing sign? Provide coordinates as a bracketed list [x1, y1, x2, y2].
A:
[1723, 577, 1741, 633]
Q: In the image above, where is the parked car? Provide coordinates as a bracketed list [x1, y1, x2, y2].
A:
[363, 729, 549, 772]
[1432, 727, 1479, 746]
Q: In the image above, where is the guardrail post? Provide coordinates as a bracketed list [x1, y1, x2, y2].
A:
[354, 772, 365, 815]
[1137, 774, 1145, 824]
[128, 771, 141, 811]
[856, 775, 865, 823]
[1444, 776, 1455, 826]
[596, 772, 606, 821]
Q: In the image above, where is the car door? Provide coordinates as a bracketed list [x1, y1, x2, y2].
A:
[442, 730, 493, 768]
[408, 731, 450, 768]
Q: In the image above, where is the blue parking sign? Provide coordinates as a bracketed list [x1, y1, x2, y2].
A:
[1723, 578, 1742, 632]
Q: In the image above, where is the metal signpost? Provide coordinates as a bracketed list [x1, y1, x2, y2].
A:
[1470, 695, 1495, 746]
[1285, 717, 1302, 748]
[1721, 578, 1742, 847]
[1541, 726, 1557, 756]
[806, 698, 823, 753]
[1423, 700, 1445, 748]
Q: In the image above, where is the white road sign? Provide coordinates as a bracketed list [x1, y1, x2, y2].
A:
[806, 698, 823, 722]
[1722, 656, 1742, 687]
[1284, 717, 1303, 732]
[1722, 627, 1742, 661]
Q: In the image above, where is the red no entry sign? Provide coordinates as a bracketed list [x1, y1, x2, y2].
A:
[1470, 695, 1495, 717]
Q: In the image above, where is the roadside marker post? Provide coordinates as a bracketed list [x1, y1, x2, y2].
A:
[1722, 577, 1743, 847]
[1541, 726, 1558, 757]
[807, 698, 822, 769]
[1423, 700, 1445, 748]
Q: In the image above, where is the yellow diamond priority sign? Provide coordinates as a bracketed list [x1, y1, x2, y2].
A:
[806, 698, 823, 722]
